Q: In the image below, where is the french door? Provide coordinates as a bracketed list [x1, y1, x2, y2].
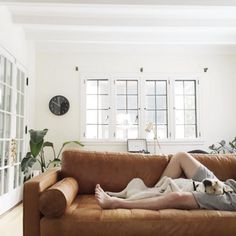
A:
[0, 48, 26, 215]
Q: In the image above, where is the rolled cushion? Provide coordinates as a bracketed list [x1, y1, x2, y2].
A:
[39, 177, 78, 218]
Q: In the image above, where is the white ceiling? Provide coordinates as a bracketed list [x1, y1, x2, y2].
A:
[4, 1, 236, 52]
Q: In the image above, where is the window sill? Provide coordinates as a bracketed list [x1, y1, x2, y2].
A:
[81, 139, 204, 146]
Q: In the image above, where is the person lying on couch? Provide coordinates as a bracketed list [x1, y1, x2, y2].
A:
[95, 152, 236, 211]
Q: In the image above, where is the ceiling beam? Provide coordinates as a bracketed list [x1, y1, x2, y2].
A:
[2, 0, 236, 6]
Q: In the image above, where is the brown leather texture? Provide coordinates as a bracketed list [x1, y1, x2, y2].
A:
[41, 195, 236, 236]
[23, 168, 60, 236]
[39, 177, 78, 218]
[24, 150, 236, 236]
[61, 149, 171, 194]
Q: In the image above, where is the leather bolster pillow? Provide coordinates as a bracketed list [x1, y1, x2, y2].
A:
[39, 177, 79, 218]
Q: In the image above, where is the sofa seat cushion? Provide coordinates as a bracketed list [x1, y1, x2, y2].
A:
[41, 195, 236, 236]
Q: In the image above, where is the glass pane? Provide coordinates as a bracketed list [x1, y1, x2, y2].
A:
[5, 114, 11, 138]
[175, 81, 183, 95]
[0, 112, 4, 138]
[146, 81, 155, 95]
[98, 95, 109, 109]
[5, 60, 12, 86]
[16, 116, 20, 139]
[86, 110, 97, 124]
[17, 69, 21, 91]
[16, 92, 20, 114]
[98, 125, 109, 139]
[5, 87, 12, 112]
[116, 125, 126, 139]
[19, 140, 24, 162]
[20, 118, 24, 139]
[176, 125, 184, 138]
[4, 168, 9, 194]
[185, 125, 196, 138]
[116, 111, 129, 125]
[0, 141, 3, 167]
[98, 110, 109, 124]
[185, 96, 195, 109]
[0, 83, 5, 110]
[127, 96, 137, 109]
[175, 95, 184, 109]
[14, 166, 18, 188]
[157, 125, 167, 139]
[98, 80, 108, 94]
[156, 96, 166, 109]
[20, 72, 25, 93]
[20, 94, 24, 115]
[4, 141, 10, 166]
[128, 110, 138, 124]
[86, 125, 97, 139]
[116, 95, 126, 109]
[127, 125, 138, 139]
[146, 96, 155, 109]
[19, 168, 22, 186]
[185, 110, 196, 124]
[156, 111, 166, 124]
[86, 95, 97, 109]
[145, 111, 155, 123]
[116, 81, 126, 94]
[86, 80, 97, 94]
[184, 81, 195, 95]
[0, 170, 2, 196]
[175, 110, 184, 124]
[0, 56, 5, 82]
[127, 81, 137, 95]
[156, 81, 166, 95]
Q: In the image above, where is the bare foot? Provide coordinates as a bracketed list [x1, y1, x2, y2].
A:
[95, 184, 117, 209]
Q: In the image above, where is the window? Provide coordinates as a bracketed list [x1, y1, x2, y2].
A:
[174, 80, 197, 138]
[145, 80, 168, 139]
[116, 80, 139, 139]
[81, 76, 200, 141]
[85, 79, 109, 139]
[0, 53, 26, 197]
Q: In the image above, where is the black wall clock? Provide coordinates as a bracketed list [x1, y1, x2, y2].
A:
[49, 95, 70, 116]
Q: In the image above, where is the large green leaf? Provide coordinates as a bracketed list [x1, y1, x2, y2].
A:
[43, 141, 54, 148]
[30, 140, 44, 158]
[29, 129, 48, 157]
[21, 152, 36, 173]
[62, 140, 84, 147]
[29, 129, 48, 144]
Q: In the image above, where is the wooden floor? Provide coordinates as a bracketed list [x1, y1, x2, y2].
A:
[0, 204, 23, 236]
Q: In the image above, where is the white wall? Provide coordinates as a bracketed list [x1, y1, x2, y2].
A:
[35, 46, 236, 159]
[0, 6, 36, 130]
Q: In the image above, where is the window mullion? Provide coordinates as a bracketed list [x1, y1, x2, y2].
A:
[168, 78, 175, 140]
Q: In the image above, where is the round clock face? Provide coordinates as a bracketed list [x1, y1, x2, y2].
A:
[49, 95, 70, 116]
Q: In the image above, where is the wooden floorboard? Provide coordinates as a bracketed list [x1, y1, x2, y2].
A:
[0, 204, 23, 236]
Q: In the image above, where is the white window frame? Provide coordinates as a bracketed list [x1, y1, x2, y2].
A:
[79, 73, 203, 145]
[0, 46, 27, 215]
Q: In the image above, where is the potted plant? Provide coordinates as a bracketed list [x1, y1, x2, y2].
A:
[21, 129, 84, 179]
[209, 137, 236, 154]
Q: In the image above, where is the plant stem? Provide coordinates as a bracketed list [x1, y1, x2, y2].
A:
[56, 145, 64, 160]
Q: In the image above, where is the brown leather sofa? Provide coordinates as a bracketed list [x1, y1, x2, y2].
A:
[23, 149, 236, 236]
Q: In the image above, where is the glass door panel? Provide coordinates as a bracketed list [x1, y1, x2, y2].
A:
[0, 52, 26, 214]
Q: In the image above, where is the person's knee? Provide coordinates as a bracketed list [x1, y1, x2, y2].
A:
[167, 192, 198, 209]
[173, 152, 190, 163]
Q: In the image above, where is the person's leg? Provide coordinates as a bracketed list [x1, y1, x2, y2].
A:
[161, 152, 201, 179]
[95, 184, 199, 210]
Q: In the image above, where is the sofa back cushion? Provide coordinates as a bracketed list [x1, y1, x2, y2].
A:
[61, 150, 236, 194]
[61, 150, 170, 194]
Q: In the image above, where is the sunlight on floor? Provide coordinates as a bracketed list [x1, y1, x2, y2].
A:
[0, 204, 23, 236]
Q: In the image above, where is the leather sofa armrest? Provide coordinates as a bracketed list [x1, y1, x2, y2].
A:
[23, 168, 61, 236]
[39, 177, 79, 218]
